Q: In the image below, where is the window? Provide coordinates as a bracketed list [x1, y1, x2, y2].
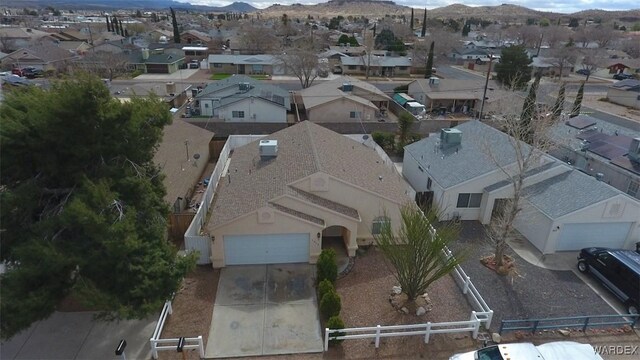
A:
[399, 66, 408, 70]
[252, 64, 263, 72]
[232, 111, 245, 118]
[349, 111, 361, 119]
[348, 65, 356, 70]
[457, 193, 482, 208]
[213, 63, 222, 68]
[372, 217, 390, 235]
[628, 180, 639, 198]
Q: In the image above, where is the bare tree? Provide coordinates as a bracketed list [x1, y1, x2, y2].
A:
[276, 43, 319, 88]
[360, 29, 375, 79]
[549, 46, 578, 79]
[578, 49, 604, 81]
[0, 35, 16, 53]
[73, 51, 130, 80]
[620, 37, 640, 58]
[239, 24, 278, 53]
[573, 27, 591, 48]
[590, 24, 619, 49]
[507, 25, 541, 47]
[543, 25, 569, 49]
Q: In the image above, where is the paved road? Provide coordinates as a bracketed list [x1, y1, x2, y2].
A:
[435, 66, 484, 80]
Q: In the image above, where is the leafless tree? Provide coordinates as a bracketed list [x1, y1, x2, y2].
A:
[0, 35, 16, 53]
[573, 27, 591, 48]
[578, 49, 604, 81]
[549, 46, 578, 79]
[543, 25, 569, 49]
[590, 24, 619, 49]
[239, 24, 278, 53]
[360, 29, 375, 79]
[620, 37, 640, 58]
[507, 25, 541, 48]
[73, 51, 130, 80]
[276, 42, 318, 88]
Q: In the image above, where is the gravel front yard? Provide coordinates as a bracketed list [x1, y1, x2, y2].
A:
[451, 222, 619, 331]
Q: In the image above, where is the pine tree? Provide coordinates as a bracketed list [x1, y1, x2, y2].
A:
[170, 7, 181, 43]
[495, 45, 532, 89]
[112, 16, 119, 35]
[424, 41, 435, 78]
[552, 82, 566, 120]
[421, 9, 427, 37]
[570, 81, 585, 118]
[373, 23, 377, 38]
[119, 20, 124, 37]
[520, 72, 542, 144]
[410, 8, 414, 30]
[105, 15, 111, 32]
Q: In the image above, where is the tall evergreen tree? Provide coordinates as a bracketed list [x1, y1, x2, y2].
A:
[119, 20, 124, 37]
[0, 76, 196, 340]
[552, 82, 566, 120]
[421, 9, 427, 37]
[105, 15, 111, 32]
[494, 45, 532, 89]
[520, 72, 542, 144]
[170, 7, 181, 43]
[424, 41, 435, 78]
[570, 82, 585, 118]
[373, 23, 376, 38]
[112, 16, 119, 35]
[410, 8, 414, 30]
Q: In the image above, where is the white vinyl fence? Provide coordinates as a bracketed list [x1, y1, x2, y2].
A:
[184, 135, 265, 264]
[149, 301, 204, 359]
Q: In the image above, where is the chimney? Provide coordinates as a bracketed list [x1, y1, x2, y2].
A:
[142, 48, 149, 60]
[440, 128, 462, 148]
[259, 140, 278, 160]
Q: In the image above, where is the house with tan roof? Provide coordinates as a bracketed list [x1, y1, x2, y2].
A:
[206, 121, 411, 267]
[1, 43, 78, 71]
[298, 76, 391, 122]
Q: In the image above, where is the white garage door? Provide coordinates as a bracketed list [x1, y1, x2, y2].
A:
[556, 222, 632, 251]
[223, 233, 310, 265]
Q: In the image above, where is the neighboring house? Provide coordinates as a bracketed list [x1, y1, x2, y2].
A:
[449, 47, 493, 61]
[182, 46, 208, 63]
[339, 56, 412, 77]
[50, 29, 91, 43]
[328, 45, 367, 56]
[403, 120, 640, 254]
[462, 40, 500, 50]
[206, 121, 411, 267]
[129, 48, 185, 74]
[0, 27, 55, 51]
[318, 49, 348, 71]
[0, 43, 78, 71]
[208, 54, 281, 75]
[193, 75, 290, 122]
[299, 76, 390, 123]
[531, 57, 573, 77]
[149, 29, 173, 43]
[112, 81, 192, 109]
[606, 60, 640, 75]
[90, 40, 134, 54]
[56, 40, 91, 55]
[180, 29, 213, 45]
[547, 114, 640, 200]
[607, 79, 640, 110]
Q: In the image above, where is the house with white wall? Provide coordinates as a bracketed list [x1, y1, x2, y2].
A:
[403, 120, 640, 254]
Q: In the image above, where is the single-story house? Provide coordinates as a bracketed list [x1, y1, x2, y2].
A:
[193, 75, 290, 121]
[180, 29, 213, 45]
[403, 120, 640, 254]
[111, 81, 192, 109]
[531, 56, 574, 77]
[607, 79, 640, 110]
[449, 47, 493, 61]
[339, 56, 412, 77]
[207, 54, 282, 75]
[206, 121, 411, 267]
[606, 60, 640, 75]
[298, 76, 391, 122]
[130, 48, 185, 74]
[0, 43, 78, 71]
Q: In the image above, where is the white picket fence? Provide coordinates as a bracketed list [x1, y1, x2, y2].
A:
[325, 311, 483, 351]
[149, 301, 205, 359]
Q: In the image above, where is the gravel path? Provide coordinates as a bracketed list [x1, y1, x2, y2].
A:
[451, 221, 619, 331]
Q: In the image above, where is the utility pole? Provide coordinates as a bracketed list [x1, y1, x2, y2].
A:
[479, 54, 494, 121]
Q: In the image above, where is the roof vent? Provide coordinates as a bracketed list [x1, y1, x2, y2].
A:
[428, 76, 440, 85]
[629, 137, 640, 163]
[239, 82, 251, 91]
[342, 83, 353, 92]
[259, 140, 278, 160]
[440, 128, 462, 148]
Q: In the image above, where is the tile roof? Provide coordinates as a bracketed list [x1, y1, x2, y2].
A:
[524, 169, 621, 219]
[269, 203, 325, 225]
[207, 122, 409, 229]
[299, 75, 389, 110]
[404, 120, 529, 189]
[286, 187, 360, 219]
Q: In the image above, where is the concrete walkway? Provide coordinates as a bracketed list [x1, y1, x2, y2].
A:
[0, 312, 157, 360]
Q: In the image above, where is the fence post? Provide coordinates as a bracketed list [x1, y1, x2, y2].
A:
[486, 310, 494, 329]
[375, 325, 381, 348]
[499, 321, 505, 335]
[471, 311, 479, 339]
[532, 320, 539, 334]
[324, 328, 330, 351]
[582, 317, 590, 332]
[167, 301, 173, 315]
[197, 336, 205, 358]
[150, 339, 158, 360]
[463, 276, 470, 294]
[424, 322, 432, 343]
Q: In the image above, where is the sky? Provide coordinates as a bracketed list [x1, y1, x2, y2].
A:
[176, 0, 638, 14]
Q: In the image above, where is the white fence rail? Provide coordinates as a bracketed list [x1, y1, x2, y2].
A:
[150, 301, 205, 359]
[183, 135, 265, 264]
[325, 311, 482, 351]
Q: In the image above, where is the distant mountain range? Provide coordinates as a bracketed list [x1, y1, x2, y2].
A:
[4, 0, 257, 12]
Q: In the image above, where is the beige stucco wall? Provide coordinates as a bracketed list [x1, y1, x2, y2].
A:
[307, 98, 377, 122]
[210, 207, 323, 267]
[607, 88, 640, 110]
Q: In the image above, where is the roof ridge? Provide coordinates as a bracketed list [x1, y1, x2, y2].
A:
[305, 122, 323, 172]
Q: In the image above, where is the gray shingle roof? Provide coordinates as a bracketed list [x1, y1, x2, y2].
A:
[609, 79, 640, 91]
[340, 56, 411, 67]
[207, 121, 409, 229]
[300, 75, 389, 110]
[484, 161, 562, 192]
[524, 170, 620, 219]
[196, 75, 290, 110]
[404, 120, 528, 189]
[207, 54, 277, 65]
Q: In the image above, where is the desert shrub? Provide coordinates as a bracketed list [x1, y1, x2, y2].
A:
[327, 315, 346, 345]
[318, 279, 335, 302]
[317, 248, 337, 284]
[320, 289, 341, 318]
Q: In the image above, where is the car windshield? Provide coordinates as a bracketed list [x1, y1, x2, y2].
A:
[476, 346, 504, 360]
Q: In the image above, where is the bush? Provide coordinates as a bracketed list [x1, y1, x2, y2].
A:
[130, 69, 144, 78]
[318, 278, 334, 301]
[327, 315, 346, 345]
[372, 131, 396, 152]
[393, 84, 409, 92]
[320, 289, 341, 318]
[317, 248, 337, 284]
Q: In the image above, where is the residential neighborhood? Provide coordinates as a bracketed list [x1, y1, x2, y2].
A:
[1, 1, 640, 360]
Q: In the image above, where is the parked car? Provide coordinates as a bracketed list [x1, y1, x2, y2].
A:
[450, 341, 603, 360]
[613, 73, 634, 80]
[11, 68, 23, 76]
[22, 68, 43, 79]
[577, 247, 640, 314]
[576, 69, 590, 76]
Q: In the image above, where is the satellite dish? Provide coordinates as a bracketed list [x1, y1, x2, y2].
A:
[362, 134, 369, 140]
[193, 153, 200, 160]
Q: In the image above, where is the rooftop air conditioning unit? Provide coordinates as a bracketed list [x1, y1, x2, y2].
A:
[259, 140, 278, 159]
[440, 128, 462, 147]
[342, 83, 353, 92]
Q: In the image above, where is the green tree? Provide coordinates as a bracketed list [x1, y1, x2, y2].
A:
[632, 23, 640, 32]
[424, 41, 435, 78]
[421, 9, 427, 37]
[170, 7, 181, 43]
[398, 112, 415, 147]
[495, 45, 532, 89]
[112, 16, 119, 35]
[571, 81, 585, 118]
[316, 248, 338, 284]
[135, 9, 142, 18]
[539, 18, 550, 27]
[568, 18, 580, 28]
[462, 22, 471, 37]
[410, 8, 414, 30]
[327, 316, 346, 345]
[552, 82, 566, 120]
[373, 205, 463, 301]
[520, 72, 542, 144]
[105, 15, 111, 32]
[320, 289, 341, 318]
[0, 76, 196, 340]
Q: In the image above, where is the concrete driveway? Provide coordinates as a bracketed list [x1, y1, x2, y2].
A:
[205, 264, 322, 358]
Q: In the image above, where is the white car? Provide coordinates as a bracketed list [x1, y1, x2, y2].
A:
[450, 341, 603, 360]
[0, 71, 11, 77]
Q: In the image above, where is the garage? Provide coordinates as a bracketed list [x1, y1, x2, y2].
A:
[223, 233, 310, 265]
[556, 222, 632, 251]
